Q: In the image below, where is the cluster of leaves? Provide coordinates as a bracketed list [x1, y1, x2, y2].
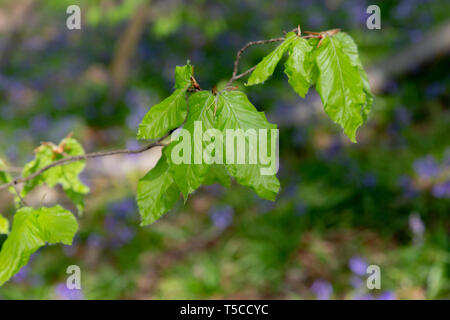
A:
[136, 30, 372, 225]
[136, 65, 280, 225]
[0, 29, 372, 287]
[0, 138, 86, 285]
[247, 31, 372, 142]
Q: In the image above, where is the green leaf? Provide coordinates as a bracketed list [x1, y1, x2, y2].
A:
[246, 32, 297, 86]
[0, 205, 78, 286]
[164, 91, 216, 198]
[137, 88, 188, 140]
[284, 37, 315, 98]
[137, 154, 180, 226]
[22, 137, 89, 214]
[0, 214, 9, 235]
[203, 164, 231, 187]
[0, 159, 15, 198]
[333, 32, 373, 121]
[137, 64, 193, 140]
[314, 36, 366, 142]
[175, 64, 193, 89]
[0, 159, 12, 185]
[215, 91, 280, 200]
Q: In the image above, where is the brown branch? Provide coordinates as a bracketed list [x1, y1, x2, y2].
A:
[226, 37, 285, 87]
[225, 27, 326, 87]
[0, 136, 168, 191]
[12, 183, 27, 207]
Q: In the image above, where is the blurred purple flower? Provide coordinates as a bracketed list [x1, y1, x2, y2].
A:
[432, 181, 450, 199]
[347, 2, 367, 25]
[209, 205, 234, 229]
[30, 115, 51, 134]
[203, 184, 224, 197]
[413, 155, 440, 179]
[126, 105, 148, 130]
[87, 233, 104, 249]
[408, 30, 423, 43]
[354, 293, 374, 300]
[63, 244, 78, 257]
[311, 279, 333, 300]
[348, 256, 368, 276]
[55, 283, 84, 300]
[394, 0, 413, 19]
[308, 12, 324, 28]
[350, 275, 364, 289]
[12, 266, 29, 283]
[378, 291, 396, 300]
[408, 213, 425, 236]
[109, 198, 137, 219]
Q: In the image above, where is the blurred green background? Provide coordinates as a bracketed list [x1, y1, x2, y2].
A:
[0, 0, 449, 300]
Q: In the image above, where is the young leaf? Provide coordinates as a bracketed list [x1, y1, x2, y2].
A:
[175, 64, 193, 89]
[0, 159, 15, 197]
[0, 205, 78, 286]
[137, 154, 180, 226]
[284, 37, 315, 98]
[0, 159, 12, 184]
[333, 32, 373, 121]
[246, 32, 297, 86]
[164, 91, 216, 198]
[22, 137, 89, 214]
[314, 36, 366, 142]
[0, 214, 9, 235]
[216, 91, 280, 200]
[137, 64, 193, 140]
[203, 165, 231, 187]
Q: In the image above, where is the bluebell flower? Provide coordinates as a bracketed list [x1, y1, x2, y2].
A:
[348, 256, 368, 276]
[30, 115, 51, 134]
[350, 275, 364, 289]
[378, 291, 396, 300]
[209, 205, 234, 229]
[12, 266, 29, 283]
[432, 181, 450, 198]
[353, 293, 373, 300]
[308, 12, 324, 29]
[311, 279, 333, 300]
[55, 283, 84, 300]
[413, 155, 440, 179]
[408, 213, 425, 236]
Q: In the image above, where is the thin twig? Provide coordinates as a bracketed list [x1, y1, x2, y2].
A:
[225, 27, 329, 87]
[12, 182, 27, 207]
[0, 137, 167, 191]
[226, 37, 285, 87]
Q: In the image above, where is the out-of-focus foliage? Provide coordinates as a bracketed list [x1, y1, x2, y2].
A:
[0, 0, 449, 299]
